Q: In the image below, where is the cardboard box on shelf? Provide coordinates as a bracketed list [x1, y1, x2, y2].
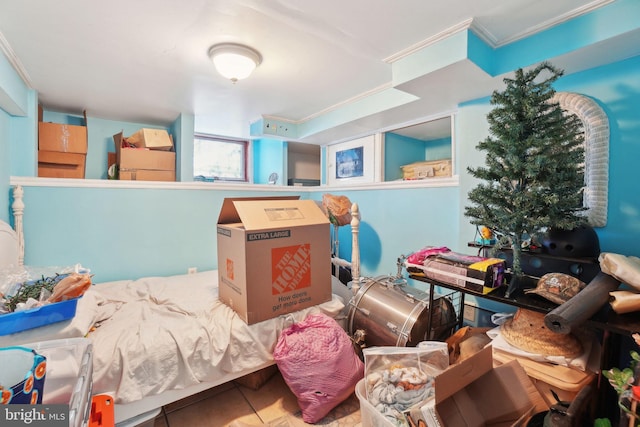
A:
[401, 159, 452, 180]
[119, 169, 175, 181]
[113, 131, 176, 182]
[434, 346, 546, 426]
[38, 150, 86, 179]
[38, 122, 88, 154]
[216, 196, 332, 324]
[126, 128, 174, 151]
[38, 110, 88, 154]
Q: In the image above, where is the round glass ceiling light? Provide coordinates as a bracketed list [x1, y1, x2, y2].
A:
[208, 43, 262, 83]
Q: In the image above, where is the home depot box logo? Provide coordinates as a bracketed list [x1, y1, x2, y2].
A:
[216, 197, 331, 324]
[272, 244, 311, 294]
[226, 258, 234, 280]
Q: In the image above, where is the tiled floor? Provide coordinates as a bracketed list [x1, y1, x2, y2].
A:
[150, 370, 362, 427]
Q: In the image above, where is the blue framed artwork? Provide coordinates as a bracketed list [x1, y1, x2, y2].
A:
[335, 146, 364, 179]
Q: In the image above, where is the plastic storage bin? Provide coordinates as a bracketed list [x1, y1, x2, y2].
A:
[356, 379, 395, 427]
[24, 338, 93, 427]
[0, 297, 80, 335]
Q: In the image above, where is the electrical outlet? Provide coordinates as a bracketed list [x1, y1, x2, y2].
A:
[463, 304, 476, 323]
[187, 267, 197, 275]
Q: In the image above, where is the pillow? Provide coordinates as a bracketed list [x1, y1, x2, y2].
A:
[273, 313, 363, 423]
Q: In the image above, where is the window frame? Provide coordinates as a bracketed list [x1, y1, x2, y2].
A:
[193, 133, 249, 182]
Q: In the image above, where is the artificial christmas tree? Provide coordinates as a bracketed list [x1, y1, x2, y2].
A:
[465, 62, 586, 296]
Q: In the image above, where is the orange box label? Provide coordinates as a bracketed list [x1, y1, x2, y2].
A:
[272, 244, 311, 294]
[226, 258, 234, 280]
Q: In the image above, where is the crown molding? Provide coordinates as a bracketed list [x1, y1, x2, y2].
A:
[492, 0, 614, 47]
[0, 30, 33, 88]
[383, 18, 475, 64]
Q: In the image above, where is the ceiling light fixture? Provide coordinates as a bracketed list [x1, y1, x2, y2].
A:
[208, 43, 262, 83]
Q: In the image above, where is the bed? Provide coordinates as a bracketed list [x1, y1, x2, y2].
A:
[1, 185, 360, 426]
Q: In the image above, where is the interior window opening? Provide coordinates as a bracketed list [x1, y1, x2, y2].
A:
[194, 134, 249, 182]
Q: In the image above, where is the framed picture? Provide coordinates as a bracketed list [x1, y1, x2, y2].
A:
[336, 146, 364, 179]
[327, 134, 382, 186]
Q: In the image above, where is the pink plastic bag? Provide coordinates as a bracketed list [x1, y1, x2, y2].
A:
[273, 313, 364, 423]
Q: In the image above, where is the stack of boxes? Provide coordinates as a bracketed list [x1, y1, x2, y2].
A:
[37, 111, 88, 179]
[112, 128, 176, 181]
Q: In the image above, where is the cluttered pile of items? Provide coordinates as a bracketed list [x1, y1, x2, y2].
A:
[345, 222, 640, 426]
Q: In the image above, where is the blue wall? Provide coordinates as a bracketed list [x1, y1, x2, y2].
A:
[253, 138, 286, 184]
[19, 185, 308, 282]
[0, 48, 34, 224]
[384, 133, 426, 181]
[425, 136, 451, 161]
[1, 109, 9, 223]
[554, 55, 640, 257]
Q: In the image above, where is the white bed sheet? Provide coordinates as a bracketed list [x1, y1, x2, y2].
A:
[94, 271, 347, 404]
[1, 270, 347, 406]
[91, 271, 342, 403]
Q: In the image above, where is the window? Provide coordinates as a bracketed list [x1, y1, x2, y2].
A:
[193, 134, 248, 182]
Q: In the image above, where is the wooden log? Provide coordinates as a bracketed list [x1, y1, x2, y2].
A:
[544, 272, 620, 334]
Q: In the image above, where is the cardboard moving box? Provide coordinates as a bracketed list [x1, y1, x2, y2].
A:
[119, 169, 175, 181]
[434, 346, 546, 426]
[126, 128, 174, 151]
[38, 151, 86, 179]
[492, 348, 595, 409]
[217, 197, 332, 324]
[38, 110, 88, 154]
[113, 132, 176, 181]
[39, 122, 88, 154]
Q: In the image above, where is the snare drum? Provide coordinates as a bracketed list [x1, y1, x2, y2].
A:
[347, 276, 456, 347]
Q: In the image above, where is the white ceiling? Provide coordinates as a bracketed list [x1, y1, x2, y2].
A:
[0, 0, 632, 145]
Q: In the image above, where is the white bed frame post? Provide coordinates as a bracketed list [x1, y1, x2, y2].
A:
[12, 185, 25, 266]
[349, 202, 362, 294]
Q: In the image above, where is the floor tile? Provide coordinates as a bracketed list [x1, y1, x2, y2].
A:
[284, 392, 361, 427]
[164, 381, 236, 414]
[237, 372, 361, 427]
[238, 372, 300, 422]
[165, 386, 262, 427]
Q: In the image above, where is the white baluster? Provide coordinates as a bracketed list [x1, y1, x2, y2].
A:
[349, 203, 361, 295]
[12, 185, 25, 266]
